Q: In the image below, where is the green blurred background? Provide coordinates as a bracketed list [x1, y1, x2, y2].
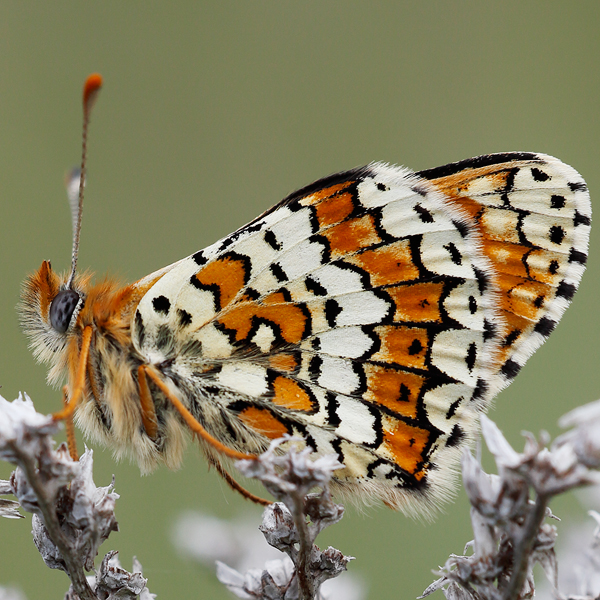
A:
[0, 2, 599, 598]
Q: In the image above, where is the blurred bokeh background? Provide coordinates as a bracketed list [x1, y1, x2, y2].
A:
[0, 2, 599, 598]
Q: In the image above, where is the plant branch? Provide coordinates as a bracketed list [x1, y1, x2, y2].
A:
[502, 492, 549, 600]
[0, 394, 154, 600]
[11, 441, 95, 600]
[289, 488, 314, 600]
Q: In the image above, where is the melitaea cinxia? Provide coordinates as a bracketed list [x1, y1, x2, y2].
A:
[20, 75, 591, 517]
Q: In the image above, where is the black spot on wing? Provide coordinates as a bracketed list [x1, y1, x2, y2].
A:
[413, 203, 434, 223]
[243, 287, 261, 301]
[502, 328, 521, 347]
[468, 296, 477, 314]
[569, 248, 587, 264]
[399, 383, 411, 403]
[446, 396, 463, 419]
[264, 229, 281, 251]
[135, 310, 145, 347]
[192, 251, 208, 265]
[500, 359, 522, 379]
[324, 299, 343, 327]
[325, 391, 341, 427]
[408, 339, 423, 355]
[574, 211, 591, 227]
[452, 219, 470, 238]
[465, 342, 476, 372]
[472, 378, 488, 402]
[177, 309, 193, 327]
[533, 317, 556, 337]
[308, 355, 323, 382]
[556, 281, 576, 300]
[270, 263, 288, 282]
[473, 266, 490, 294]
[445, 424, 465, 448]
[152, 295, 171, 315]
[444, 242, 462, 265]
[550, 195, 566, 209]
[531, 168, 550, 182]
[568, 181, 587, 192]
[483, 319, 497, 342]
[305, 276, 327, 296]
[550, 225, 567, 245]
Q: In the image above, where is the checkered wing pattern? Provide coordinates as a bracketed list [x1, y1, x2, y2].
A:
[131, 153, 590, 516]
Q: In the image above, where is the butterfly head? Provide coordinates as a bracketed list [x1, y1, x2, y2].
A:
[20, 260, 92, 383]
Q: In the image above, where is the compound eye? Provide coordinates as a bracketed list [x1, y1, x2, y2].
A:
[49, 290, 80, 334]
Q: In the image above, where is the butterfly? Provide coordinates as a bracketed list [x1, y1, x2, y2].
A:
[19, 75, 591, 518]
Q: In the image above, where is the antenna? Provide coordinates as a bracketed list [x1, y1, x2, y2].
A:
[66, 73, 103, 289]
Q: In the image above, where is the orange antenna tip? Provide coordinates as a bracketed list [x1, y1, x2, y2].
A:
[83, 73, 103, 113]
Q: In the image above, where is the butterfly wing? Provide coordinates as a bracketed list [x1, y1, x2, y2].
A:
[133, 154, 590, 516]
[419, 153, 591, 388]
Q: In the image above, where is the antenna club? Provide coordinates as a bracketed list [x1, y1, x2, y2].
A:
[83, 73, 103, 113]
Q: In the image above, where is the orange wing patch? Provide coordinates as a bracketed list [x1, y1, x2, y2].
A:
[482, 239, 530, 280]
[218, 301, 309, 344]
[322, 215, 381, 258]
[300, 181, 354, 208]
[386, 282, 445, 323]
[272, 376, 314, 411]
[238, 406, 290, 439]
[347, 239, 419, 287]
[363, 364, 425, 419]
[370, 325, 429, 369]
[314, 191, 355, 227]
[268, 353, 299, 373]
[496, 273, 552, 322]
[426, 163, 513, 198]
[382, 417, 430, 479]
[194, 255, 249, 310]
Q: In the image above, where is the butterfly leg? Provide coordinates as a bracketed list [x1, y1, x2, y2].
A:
[62, 385, 79, 461]
[141, 364, 258, 461]
[206, 454, 271, 506]
[137, 365, 159, 439]
[53, 325, 93, 421]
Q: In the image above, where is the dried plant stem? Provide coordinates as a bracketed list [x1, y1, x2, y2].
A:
[503, 492, 549, 600]
[12, 442, 96, 600]
[289, 490, 314, 600]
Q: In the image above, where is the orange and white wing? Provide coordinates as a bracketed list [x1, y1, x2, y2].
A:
[132, 153, 590, 517]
